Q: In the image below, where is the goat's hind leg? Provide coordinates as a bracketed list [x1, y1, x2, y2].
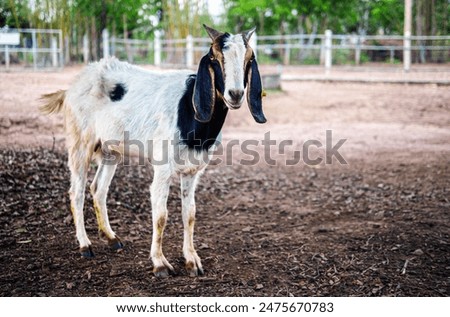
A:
[180, 172, 204, 276]
[90, 158, 123, 251]
[150, 166, 174, 277]
[68, 147, 93, 258]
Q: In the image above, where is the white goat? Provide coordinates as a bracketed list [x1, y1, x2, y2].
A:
[40, 25, 266, 277]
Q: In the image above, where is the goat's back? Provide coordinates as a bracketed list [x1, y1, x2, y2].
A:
[61, 57, 195, 153]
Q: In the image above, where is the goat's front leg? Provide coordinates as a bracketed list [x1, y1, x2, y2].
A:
[150, 167, 174, 277]
[181, 172, 204, 276]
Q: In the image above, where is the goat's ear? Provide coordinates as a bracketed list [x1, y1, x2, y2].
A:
[246, 58, 267, 124]
[242, 27, 256, 42]
[193, 54, 215, 122]
[203, 24, 224, 41]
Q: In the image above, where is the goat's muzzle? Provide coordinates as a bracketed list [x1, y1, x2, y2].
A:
[224, 89, 244, 109]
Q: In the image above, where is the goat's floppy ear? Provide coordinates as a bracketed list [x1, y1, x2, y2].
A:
[193, 54, 215, 122]
[246, 58, 267, 124]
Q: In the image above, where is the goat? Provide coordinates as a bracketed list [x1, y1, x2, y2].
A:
[40, 25, 266, 277]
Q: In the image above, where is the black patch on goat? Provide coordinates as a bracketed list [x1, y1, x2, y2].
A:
[109, 83, 127, 102]
[218, 33, 231, 51]
[177, 75, 228, 151]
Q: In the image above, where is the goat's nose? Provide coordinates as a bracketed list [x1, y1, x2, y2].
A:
[229, 89, 244, 103]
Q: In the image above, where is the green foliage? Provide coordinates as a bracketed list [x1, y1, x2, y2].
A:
[1, 0, 448, 51]
[224, 0, 360, 34]
[224, 0, 449, 36]
[0, 0, 33, 28]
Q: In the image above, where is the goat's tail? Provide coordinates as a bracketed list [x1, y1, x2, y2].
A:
[39, 90, 66, 114]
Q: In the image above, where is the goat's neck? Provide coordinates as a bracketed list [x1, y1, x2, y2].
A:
[177, 81, 229, 151]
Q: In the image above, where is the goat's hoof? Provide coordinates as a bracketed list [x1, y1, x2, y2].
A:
[186, 261, 204, 277]
[109, 237, 124, 251]
[80, 246, 95, 258]
[153, 266, 174, 278]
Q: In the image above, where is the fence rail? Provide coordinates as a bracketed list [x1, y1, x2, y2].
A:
[107, 31, 449, 70]
[1, 27, 449, 71]
[0, 28, 63, 70]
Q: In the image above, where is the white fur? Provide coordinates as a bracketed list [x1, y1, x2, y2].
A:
[65, 58, 210, 274]
[44, 28, 255, 276]
[223, 35, 247, 104]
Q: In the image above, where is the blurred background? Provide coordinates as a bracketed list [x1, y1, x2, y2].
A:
[0, 0, 449, 69]
[1, 1, 450, 298]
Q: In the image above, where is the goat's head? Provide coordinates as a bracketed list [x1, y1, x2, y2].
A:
[193, 24, 266, 124]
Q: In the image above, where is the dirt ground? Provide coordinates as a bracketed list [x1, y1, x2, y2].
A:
[0, 65, 449, 296]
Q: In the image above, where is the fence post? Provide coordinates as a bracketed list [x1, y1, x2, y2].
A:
[51, 36, 58, 67]
[32, 30, 37, 70]
[65, 36, 70, 65]
[404, 0, 412, 72]
[324, 30, 332, 71]
[154, 31, 161, 66]
[186, 34, 193, 68]
[102, 29, 110, 58]
[83, 34, 89, 64]
[283, 37, 290, 65]
[111, 36, 116, 56]
[355, 35, 361, 65]
[5, 45, 10, 70]
[58, 30, 64, 68]
[147, 40, 152, 64]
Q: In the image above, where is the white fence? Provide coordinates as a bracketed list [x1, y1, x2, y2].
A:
[0, 28, 63, 70]
[257, 33, 450, 67]
[104, 30, 450, 71]
[1, 27, 449, 71]
[107, 31, 211, 67]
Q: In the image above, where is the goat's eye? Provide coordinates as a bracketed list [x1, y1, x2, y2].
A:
[210, 55, 216, 61]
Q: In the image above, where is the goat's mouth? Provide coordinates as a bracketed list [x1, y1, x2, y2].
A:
[223, 96, 244, 109]
[225, 100, 242, 109]
[217, 90, 244, 109]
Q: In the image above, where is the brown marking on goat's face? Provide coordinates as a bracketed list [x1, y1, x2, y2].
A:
[211, 41, 225, 70]
[243, 46, 254, 80]
[210, 35, 228, 81]
[244, 47, 254, 66]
